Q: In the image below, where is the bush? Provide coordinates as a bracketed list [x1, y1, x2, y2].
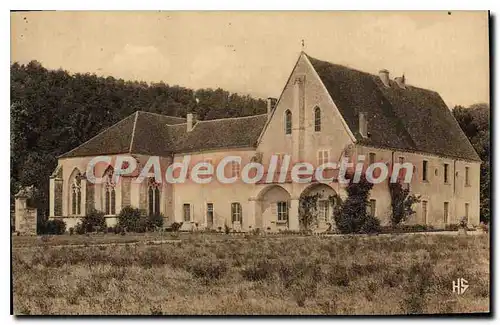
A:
[241, 260, 275, 281]
[38, 219, 66, 235]
[75, 222, 85, 234]
[117, 206, 143, 232]
[170, 222, 182, 232]
[80, 209, 106, 233]
[360, 215, 381, 234]
[189, 258, 228, 282]
[147, 213, 164, 230]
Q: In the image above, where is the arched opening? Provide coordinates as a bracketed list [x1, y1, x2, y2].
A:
[147, 177, 161, 216]
[102, 166, 116, 215]
[284, 110, 292, 135]
[257, 185, 292, 231]
[68, 168, 82, 216]
[299, 183, 338, 231]
[314, 106, 321, 132]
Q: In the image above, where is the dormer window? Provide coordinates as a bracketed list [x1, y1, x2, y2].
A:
[285, 110, 292, 135]
[314, 107, 321, 132]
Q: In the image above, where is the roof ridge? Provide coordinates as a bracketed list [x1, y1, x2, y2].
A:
[128, 111, 140, 153]
[196, 114, 268, 124]
[137, 110, 187, 121]
[58, 111, 137, 158]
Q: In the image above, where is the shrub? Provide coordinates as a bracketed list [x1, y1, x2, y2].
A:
[334, 176, 374, 234]
[80, 209, 106, 233]
[389, 181, 421, 226]
[39, 219, 66, 235]
[69, 227, 74, 235]
[189, 258, 228, 282]
[360, 215, 381, 234]
[75, 222, 85, 234]
[224, 223, 230, 234]
[147, 213, 164, 230]
[170, 222, 182, 232]
[241, 260, 275, 281]
[117, 206, 143, 231]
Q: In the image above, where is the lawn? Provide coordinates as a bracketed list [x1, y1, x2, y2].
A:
[12, 232, 490, 315]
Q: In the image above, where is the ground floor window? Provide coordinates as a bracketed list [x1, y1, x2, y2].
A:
[368, 199, 376, 218]
[183, 203, 191, 221]
[148, 180, 161, 215]
[422, 200, 428, 223]
[444, 202, 449, 224]
[231, 202, 242, 223]
[207, 203, 214, 225]
[318, 200, 329, 221]
[104, 187, 116, 215]
[277, 201, 288, 222]
[465, 203, 469, 223]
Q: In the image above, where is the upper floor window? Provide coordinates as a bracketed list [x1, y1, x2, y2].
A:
[465, 166, 470, 186]
[317, 149, 329, 166]
[314, 107, 321, 132]
[422, 160, 428, 182]
[369, 153, 376, 165]
[231, 161, 240, 178]
[285, 110, 292, 135]
[444, 163, 449, 184]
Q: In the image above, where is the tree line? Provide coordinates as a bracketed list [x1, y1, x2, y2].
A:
[11, 61, 267, 218]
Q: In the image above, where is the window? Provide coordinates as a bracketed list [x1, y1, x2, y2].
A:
[465, 203, 470, 223]
[369, 153, 376, 165]
[465, 167, 470, 186]
[444, 202, 449, 224]
[398, 156, 405, 164]
[275, 153, 285, 170]
[285, 110, 292, 135]
[422, 160, 428, 182]
[231, 161, 240, 178]
[104, 169, 116, 215]
[231, 202, 242, 223]
[71, 172, 82, 215]
[317, 150, 329, 166]
[207, 203, 214, 226]
[368, 199, 376, 217]
[319, 200, 329, 221]
[314, 107, 321, 132]
[148, 178, 161, 216]
[277, 201, 288, 222]
[422, 200, 428, 223]
[183, 203, 191, 221]
[444, 163, 449, 183]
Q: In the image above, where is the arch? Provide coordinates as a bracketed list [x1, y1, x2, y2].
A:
[284, 109, 292, 135]
[314, 106, 321, 132]
[147, 177, 161, 216]
[299, 183, 338, 230]
[102, 166, 116, 215]
[68, 168, 82, 216]
[257, 185, 292, 231]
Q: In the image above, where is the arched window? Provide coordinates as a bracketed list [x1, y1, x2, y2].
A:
[314, 107, 321, 132]
[104, 168, 116, 215]
[285, 110, 292, 135]
[70, 171, 82, 215]
[148, 178, 161, 215]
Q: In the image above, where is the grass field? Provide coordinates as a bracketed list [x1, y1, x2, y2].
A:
[12, 232, 490, 315]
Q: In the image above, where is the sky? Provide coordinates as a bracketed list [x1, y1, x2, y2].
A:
[11, 11, 489, 108]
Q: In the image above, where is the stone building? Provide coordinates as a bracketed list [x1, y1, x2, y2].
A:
[49, 52, 481, 231]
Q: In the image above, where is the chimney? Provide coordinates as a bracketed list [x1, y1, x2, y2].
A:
[359, 112, 368, 138]
[378, 69, 390, 87]
[394, 74, 406, 89]
[187, 113, 197, 132]
[267, 97, 277, 116]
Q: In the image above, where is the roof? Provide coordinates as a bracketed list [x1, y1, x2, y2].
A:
[307, 54, 481, 161]
[59, 111, 268, 158]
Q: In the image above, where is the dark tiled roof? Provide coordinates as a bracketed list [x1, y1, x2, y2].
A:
[59, 111, 267, 158]
[168, 114, 268, 153]
[307, 55, 481, 161]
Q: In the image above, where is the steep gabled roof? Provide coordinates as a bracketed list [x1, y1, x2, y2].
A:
[59, 111, 186, 158]
[59, 111, 267, 158]
[307, 54, 481, 161]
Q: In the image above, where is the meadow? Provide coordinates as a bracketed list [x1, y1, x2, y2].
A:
[12, 232, 490, 315]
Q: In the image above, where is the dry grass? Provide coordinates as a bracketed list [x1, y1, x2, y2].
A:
[12, 233, 489, 315]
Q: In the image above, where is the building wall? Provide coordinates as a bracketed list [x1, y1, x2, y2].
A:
[353, 145, 481, 227]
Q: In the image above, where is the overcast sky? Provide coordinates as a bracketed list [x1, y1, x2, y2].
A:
[11, 11, 489, 108]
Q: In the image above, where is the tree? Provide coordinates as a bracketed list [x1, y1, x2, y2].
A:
[388, 181, 421, 226]
[334, 176, 377, 234]
[299, 193, 321, 231]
